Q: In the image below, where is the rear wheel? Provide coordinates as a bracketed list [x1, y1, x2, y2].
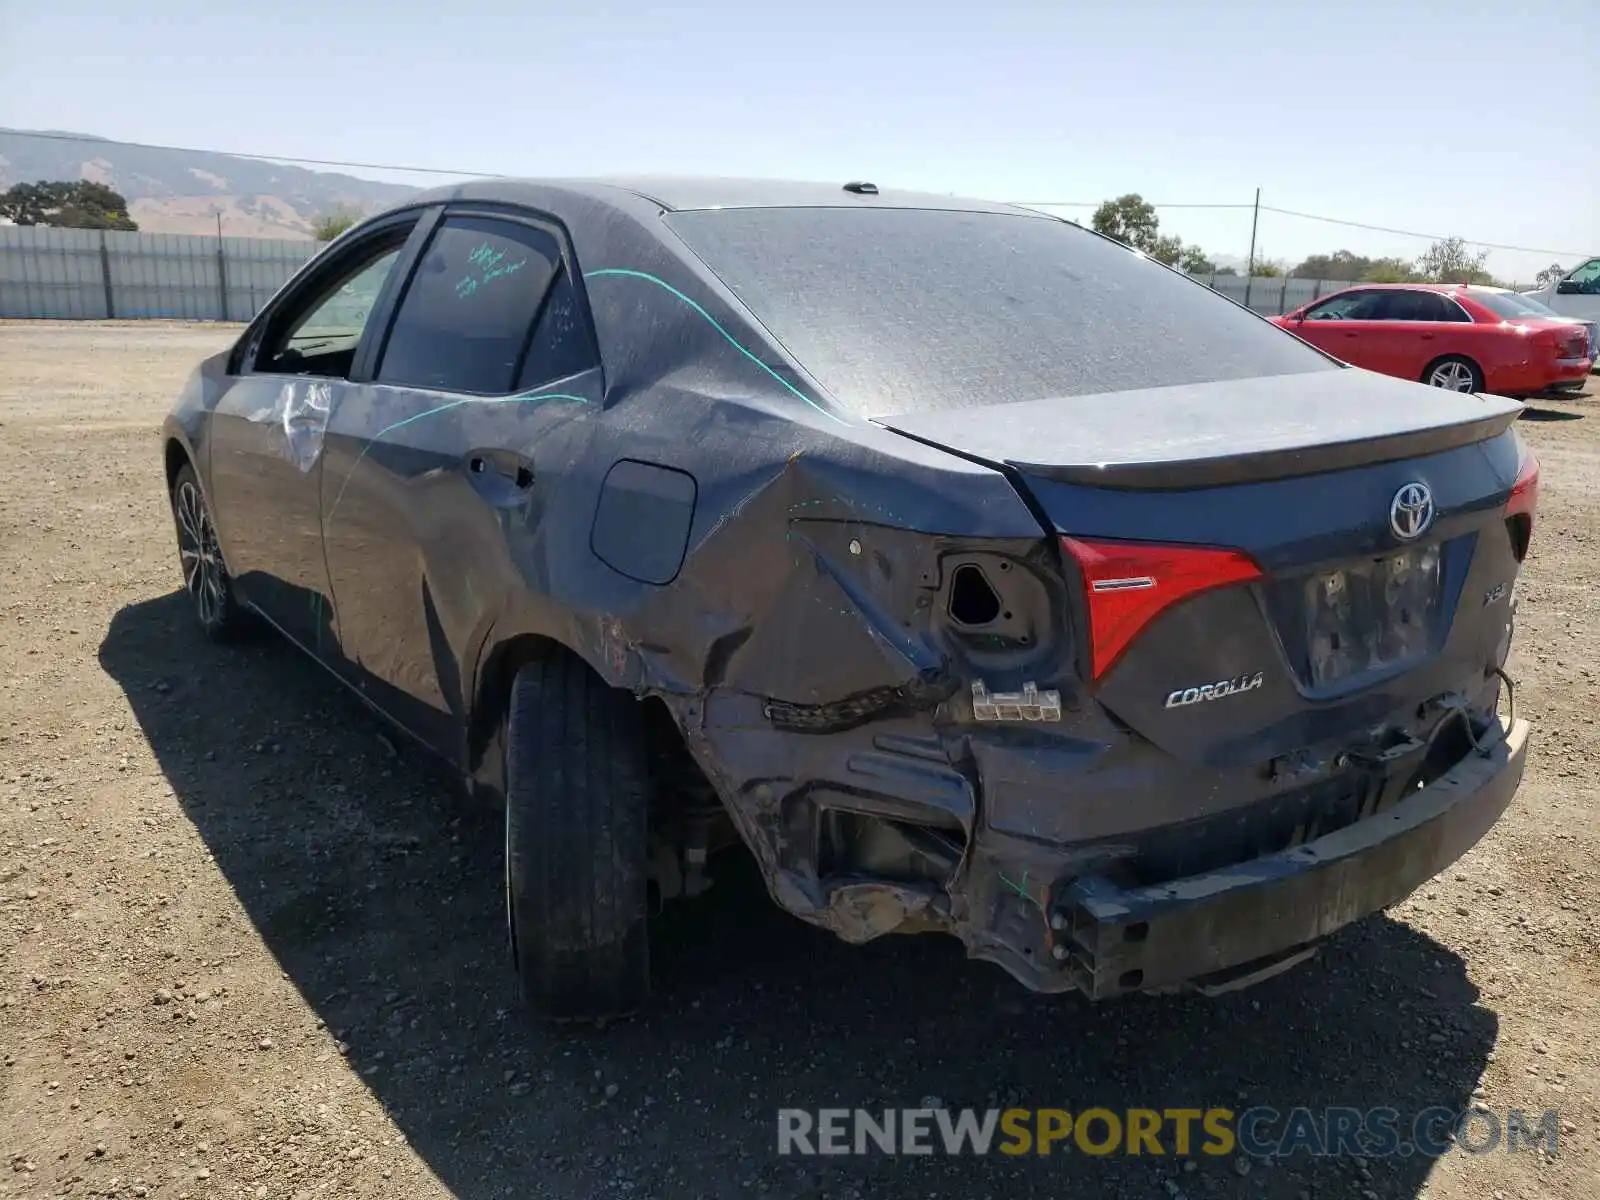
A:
[170, 464, 247, 642]
[504, 652, 652, 1022]
[1422, 355, 1483, 393]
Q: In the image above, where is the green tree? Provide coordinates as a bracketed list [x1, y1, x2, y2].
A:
[311, 206, 363, 242]
[1091, 193, 1160, 251]
[1091, 192, 1216, 274]
[1176, 244, 1216, 275]
[0, 180, 138, 230]
[1361, 257, 1420, 283]
[1291, 249, 1378, 280]
[1535, 262, 1567, 288]
[1415, 236, 1493, 284]
[1249, 255, 1285, 278]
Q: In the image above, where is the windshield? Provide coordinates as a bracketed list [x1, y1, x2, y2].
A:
[664, 206, 1336, 416]
[1475, 290, 1560, 320]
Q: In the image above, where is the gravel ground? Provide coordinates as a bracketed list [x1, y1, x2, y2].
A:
[1, 320, 1597, 1200]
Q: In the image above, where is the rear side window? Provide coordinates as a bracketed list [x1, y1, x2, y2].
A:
[1474, 290, 1558, 319]
[377, 216, 562, 394]
[515, 266, 599, 389]
[664, 207, 1334, 416]
[1379, 291, 1464, 322]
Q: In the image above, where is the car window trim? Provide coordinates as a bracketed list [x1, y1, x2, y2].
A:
[1306, 289, 1375, 320]
[365, 202, 604, 397]
[234, 205, 440, 378]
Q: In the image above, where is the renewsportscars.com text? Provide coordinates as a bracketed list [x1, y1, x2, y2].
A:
[776, 1106, 1561, 1159]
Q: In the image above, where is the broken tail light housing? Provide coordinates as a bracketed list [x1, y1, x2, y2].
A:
[1505, 447, 1539, 562]
[1061, 537, 1264, 681]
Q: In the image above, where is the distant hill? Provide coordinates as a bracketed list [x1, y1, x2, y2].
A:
[0, 129, 420, 239]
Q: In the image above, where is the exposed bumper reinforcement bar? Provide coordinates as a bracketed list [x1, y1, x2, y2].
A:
[1056, 715, 1530, 999]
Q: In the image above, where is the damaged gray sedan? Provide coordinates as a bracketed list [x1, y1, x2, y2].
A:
[162, 177, 1537, 1022]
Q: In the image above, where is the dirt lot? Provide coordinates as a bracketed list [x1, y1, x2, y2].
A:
[1, 320, 1597, 1200]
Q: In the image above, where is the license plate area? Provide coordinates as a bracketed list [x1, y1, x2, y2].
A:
[1303, 544, 1441, 688]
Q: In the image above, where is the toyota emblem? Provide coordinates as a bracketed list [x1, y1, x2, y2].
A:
[1389, 482, 1435, 541]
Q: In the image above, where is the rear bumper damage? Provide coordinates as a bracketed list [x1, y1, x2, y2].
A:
[715, 709, 1528, 1000]
[1057, 714, 1529, 998]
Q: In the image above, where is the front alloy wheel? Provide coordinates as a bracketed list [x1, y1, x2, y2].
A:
[171, 463, 243, 641]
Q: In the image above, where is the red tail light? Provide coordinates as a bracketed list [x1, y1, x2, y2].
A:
[1061, 537, 1264, 680]
[1505, 448, 1540, 561]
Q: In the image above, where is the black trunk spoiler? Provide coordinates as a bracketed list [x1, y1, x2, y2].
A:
[873, 369, 1524, 491]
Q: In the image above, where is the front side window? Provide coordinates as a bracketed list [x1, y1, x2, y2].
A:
[255, 235, 408, 377]
[1561, 259, 1600, 293]
[376, 216, 563, 394]
[1304, 290, 1386, 321]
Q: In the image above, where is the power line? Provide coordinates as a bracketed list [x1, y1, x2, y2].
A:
[1258, 203, 1585, 259]
[4, 129, 1589, 258]
[1014, 201, 1252, 210]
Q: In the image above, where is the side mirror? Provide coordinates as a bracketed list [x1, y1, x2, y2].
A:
[1556, 280, 1580, 295]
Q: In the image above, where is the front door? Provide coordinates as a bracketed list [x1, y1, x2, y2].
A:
[1293, 289, 1388, 371]
[207, 213, 425, 652]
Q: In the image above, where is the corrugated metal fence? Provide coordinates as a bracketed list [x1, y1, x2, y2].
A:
[0, 225, 326, 321]
[0, 224, 1364, 321]
[1204, 273, 1365, 315]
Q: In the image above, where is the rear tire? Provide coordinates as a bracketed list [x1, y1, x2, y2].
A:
[1422, 355, 1484, 393]
[504, 652, 651, 1023]
[169, 464, 248, 643]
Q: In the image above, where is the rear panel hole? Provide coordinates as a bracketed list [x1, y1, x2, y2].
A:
[1123, 922, 1149, 943]
[1119, 969, 1144, 989]
[949, 564, 1002, 627]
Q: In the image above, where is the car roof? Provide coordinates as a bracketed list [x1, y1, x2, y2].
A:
[1329, 282, 1474, 292]
[393, 175, 1046, 220]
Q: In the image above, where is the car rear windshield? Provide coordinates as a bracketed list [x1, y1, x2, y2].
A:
[664, 206, 1336, 415]
[1473, 290, 1559, 320]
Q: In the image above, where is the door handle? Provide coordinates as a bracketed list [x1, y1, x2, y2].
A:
[1420, 332, 1436, 341]
[466, 450, 535, 502]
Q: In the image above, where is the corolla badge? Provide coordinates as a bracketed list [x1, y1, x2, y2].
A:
[1164, 672, 1265, 709]
[1389, 482, 1435, 541]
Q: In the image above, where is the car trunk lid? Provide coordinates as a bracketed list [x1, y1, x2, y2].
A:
[875, 370, 1533, 767]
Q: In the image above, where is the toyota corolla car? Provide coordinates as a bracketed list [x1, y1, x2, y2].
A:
[1272, 282, 1591, 396]
[161, 178, 1536, 1022]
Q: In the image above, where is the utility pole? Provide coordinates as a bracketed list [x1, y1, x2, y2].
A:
[213, 208, 229, 322]
[1244, 187, 1261, 309]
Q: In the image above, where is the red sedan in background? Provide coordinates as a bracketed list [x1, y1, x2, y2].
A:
[1272, 283, 1593, 396]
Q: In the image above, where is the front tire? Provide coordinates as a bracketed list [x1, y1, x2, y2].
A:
[170, 463, 246, 642]
[504, 653, 652, 1022]
[1422, 355, 1484, 393]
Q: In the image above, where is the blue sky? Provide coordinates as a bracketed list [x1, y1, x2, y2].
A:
[3, 0, 1596, 282]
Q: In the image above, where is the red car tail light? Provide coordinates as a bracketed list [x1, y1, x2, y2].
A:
[1505, 449, 1540, 562]
[1061, 537, 1264, 680]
